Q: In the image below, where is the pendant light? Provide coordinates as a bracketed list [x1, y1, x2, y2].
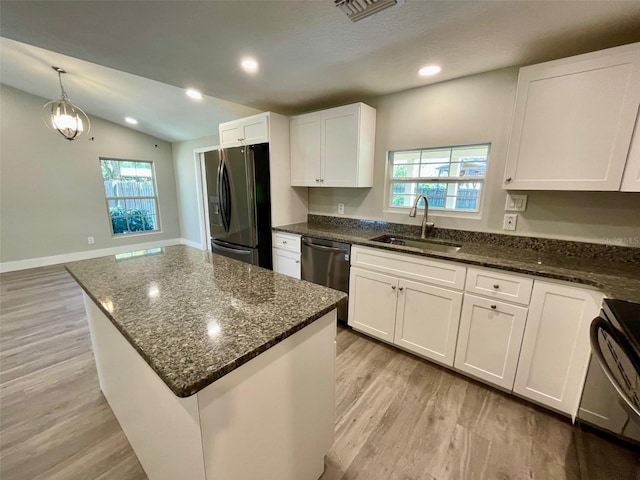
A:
[42, 66, 90, 140]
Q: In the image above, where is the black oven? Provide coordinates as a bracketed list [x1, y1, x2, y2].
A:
[575, 299, 640, 479]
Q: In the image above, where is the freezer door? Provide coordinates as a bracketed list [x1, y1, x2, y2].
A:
[211, 239, 259, 266]
[205, 147, 258, 247]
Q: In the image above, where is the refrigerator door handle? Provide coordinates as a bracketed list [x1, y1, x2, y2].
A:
[217, 156, 231, 232]
[212, 241, 252, 256]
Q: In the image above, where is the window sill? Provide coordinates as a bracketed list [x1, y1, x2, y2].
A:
[111, 229, 162, 239]
[384, 206, 483, 220]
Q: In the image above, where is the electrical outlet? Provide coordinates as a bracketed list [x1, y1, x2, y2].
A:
[338, 203, 345, 215]
[87, 236, 95, 245]
[505, 194, 528, 212]
[503, 214, 518, 231]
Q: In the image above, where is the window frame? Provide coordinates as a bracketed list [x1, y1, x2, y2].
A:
[384, 143, 491, 218]
[100, 158, 162, 237]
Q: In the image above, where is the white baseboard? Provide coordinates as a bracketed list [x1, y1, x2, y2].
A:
[181, 238, 204, 249]
[0, 238, 204, 273]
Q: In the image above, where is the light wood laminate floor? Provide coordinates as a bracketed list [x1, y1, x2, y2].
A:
[1, 265, 635, 479]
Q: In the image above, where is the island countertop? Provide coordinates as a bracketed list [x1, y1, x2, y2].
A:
[65, 245, 347, 397]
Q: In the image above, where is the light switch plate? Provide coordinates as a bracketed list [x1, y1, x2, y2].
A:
[87, 236, 95, 245]
[503, 214, 518, 231]
[505, 194, 527, 212]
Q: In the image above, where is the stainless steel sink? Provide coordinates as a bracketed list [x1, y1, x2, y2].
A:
[369, 234, 462, 253]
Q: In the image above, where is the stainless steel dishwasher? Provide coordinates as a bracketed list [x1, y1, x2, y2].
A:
[301, 237, 350, 322]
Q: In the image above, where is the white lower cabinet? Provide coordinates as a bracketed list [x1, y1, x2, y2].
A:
[348, 245, 607, 418]
[394, 279, 462, 366]
[348, 267, 398, 343]
[272, 249, 300, 279]
[454, 295, 528, 390]
[513, 280, 602, 416]
[272, 232, 301, 279]
[348, 247, 464, 367]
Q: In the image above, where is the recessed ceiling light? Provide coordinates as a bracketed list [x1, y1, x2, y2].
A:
[241, 57, 259, 74]
[418, 65, 441, 77]
[125, 117, 138, 125]
[186, 88, 202, 100]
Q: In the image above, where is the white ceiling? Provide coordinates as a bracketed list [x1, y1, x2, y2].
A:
[2, 1, 640, 143]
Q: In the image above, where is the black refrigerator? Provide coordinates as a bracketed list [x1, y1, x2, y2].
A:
[204, 143, 272, 269]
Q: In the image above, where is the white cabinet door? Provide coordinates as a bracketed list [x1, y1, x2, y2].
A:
[272, 249, 300, 279]
[504, 43, 640, 191]
[348, 267, 398, 343]
[219, 124, 243, 148]
[322, 105, 359, 187]
[621, 111, 640, 192]
[289, 103, 375, 188]
[394, 279, 462, 367]
[513, 281, 602, 416]
[290, 114, 321, 186]
[219, 114, 269, 148]
[454, 294, 528, 390]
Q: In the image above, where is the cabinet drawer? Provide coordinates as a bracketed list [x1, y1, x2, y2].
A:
[465, 268, 533, 305]
[272, 232, 301, 253]
[350, 246, 466, 290]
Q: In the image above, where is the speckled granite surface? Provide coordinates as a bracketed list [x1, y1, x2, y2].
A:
[65, 245, 346, 398]
[274, 216, 640, 303]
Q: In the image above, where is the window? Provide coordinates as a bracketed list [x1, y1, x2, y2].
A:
[100, 159, 160, 235]
[387, 144, 490, 213]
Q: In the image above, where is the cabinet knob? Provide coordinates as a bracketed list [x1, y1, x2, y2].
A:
[505, 177, 512, 183]
[315, 178, 320, 183]
[295, 260, 300, 264]
[391, 285, 396, 290]
[493, 284, 500, 289]
[490, 304, 497, 310]
[238, 138, 244, 142]
[283, 240, 287, 244]
[398, 287, 404, 291]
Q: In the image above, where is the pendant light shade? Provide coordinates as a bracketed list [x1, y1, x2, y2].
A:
[42, 66, 90, 141]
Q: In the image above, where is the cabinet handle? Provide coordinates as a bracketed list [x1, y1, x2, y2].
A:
[295, 260, 300, 264]
[283, 240, 287, 244]
[493, 284, 500, 289]
[391, 285, 396, 290]
[490, 304, 497, 310]
[315, 178, 320, 183]
[398, 287, 404, 291]
[505, 177, 512, 183]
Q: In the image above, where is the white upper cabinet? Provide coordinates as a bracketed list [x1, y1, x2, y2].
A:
[504, 42, 640, 191]
[621, 111, 640, 192]
[219, 113, 270, 148]
[290, 103, 376, 187]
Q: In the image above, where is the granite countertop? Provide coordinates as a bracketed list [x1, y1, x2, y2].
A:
[273, 221, 640, 303]
[65, 245, 346, 398]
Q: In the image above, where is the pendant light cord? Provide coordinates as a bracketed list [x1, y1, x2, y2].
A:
[58, 71, 70, 102]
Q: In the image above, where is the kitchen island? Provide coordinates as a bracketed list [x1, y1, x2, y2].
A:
[65, 245, 346, 480]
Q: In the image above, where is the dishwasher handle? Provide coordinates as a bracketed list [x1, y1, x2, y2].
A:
[302, 239, 347, 254]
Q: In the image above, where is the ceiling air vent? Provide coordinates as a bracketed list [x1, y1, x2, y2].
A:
[335, 0, 398, 22]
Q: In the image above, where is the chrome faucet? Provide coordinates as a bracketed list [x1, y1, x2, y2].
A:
[409, 195, 435, 239]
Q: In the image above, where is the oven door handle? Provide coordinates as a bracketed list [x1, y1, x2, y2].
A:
[590, 316, 640, 417]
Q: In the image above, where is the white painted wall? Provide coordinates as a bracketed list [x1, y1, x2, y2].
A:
[0, 85, 182, 264]
[308, 68, 640, 245]
[171, 134, 220, 248]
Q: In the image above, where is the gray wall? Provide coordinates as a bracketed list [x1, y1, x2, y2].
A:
[309, 68, 640, 245]
[172, 133, 220, 247]
[0, 84, 181, 263]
